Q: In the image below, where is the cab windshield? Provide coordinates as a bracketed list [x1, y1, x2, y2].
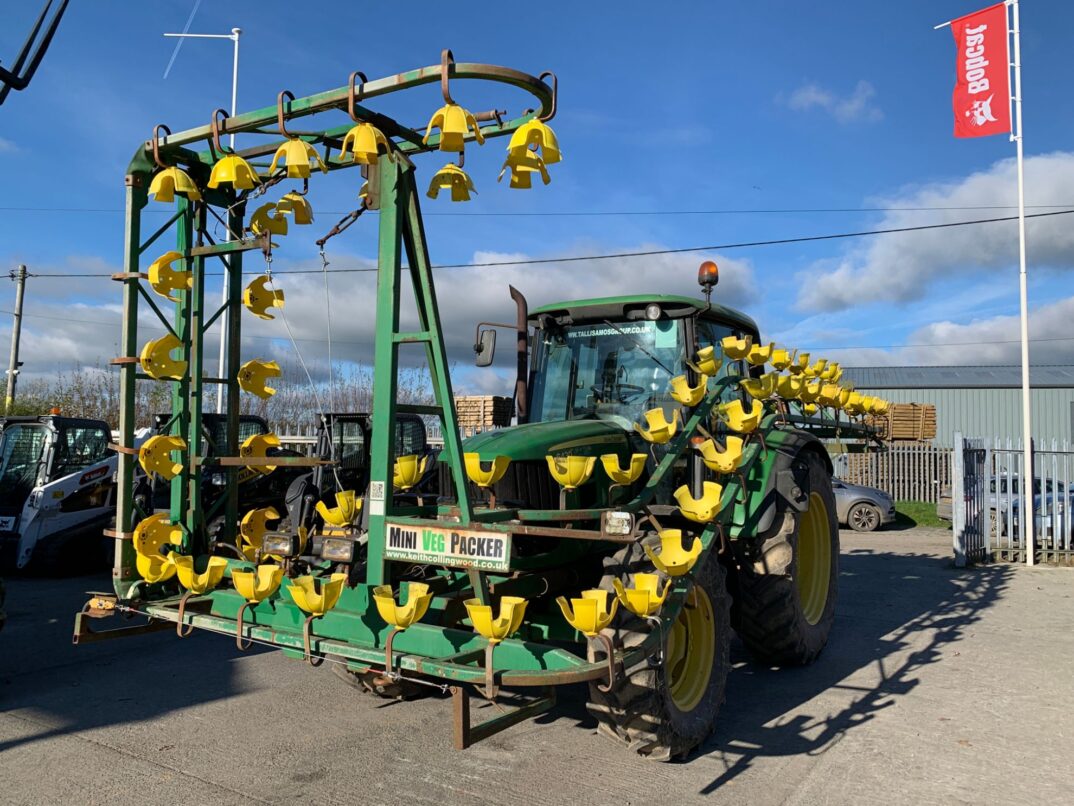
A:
[529, 319, 686, 427]
[0, 423, 48, 501]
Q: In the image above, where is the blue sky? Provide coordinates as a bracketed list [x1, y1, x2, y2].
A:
[2, 0, 1073, 391]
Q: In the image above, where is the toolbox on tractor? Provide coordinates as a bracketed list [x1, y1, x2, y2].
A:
[75, 53, 887, 759]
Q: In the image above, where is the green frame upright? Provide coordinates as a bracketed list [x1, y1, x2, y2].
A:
[365, 155, 475, 586]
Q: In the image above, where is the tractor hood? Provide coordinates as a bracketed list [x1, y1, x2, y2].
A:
[462, 419, 630, 462]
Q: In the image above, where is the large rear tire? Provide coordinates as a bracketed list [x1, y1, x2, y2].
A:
[733, 450, 838, 666]
[586, 537, 731, 761]
[329, 660, 427, 700]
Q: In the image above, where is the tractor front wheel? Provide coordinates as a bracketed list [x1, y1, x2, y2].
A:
[733, 450, 838, 666]
[586, 537, 731, 761]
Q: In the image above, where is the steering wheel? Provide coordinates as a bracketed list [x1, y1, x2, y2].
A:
[591, 383, 646, 404]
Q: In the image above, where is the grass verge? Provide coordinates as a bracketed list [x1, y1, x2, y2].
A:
[894, 500, 947, 529]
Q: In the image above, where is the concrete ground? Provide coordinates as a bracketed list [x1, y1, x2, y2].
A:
[1, 527, 1071, 806]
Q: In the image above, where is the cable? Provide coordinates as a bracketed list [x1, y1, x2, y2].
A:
[263, 260, 342, 488]
[2, 203, 1074, 216]
[2, 308, 1073, 352]
[18, 208, 1074, 278]
[319, 249, 337, 414]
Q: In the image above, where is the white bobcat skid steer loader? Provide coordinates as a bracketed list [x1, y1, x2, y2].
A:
[0, 415, 148, 571]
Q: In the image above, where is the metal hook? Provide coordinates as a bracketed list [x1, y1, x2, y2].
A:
[347, 70, 368, 122]
[296, 177, 310, 197]
[151, 123, 172, 170]
[210, 108, 232, 159]
[235, 601, 253, 651]
[303, 614, 325, 667]
[383, 627, 402, 679]
[175, 590, 195, 638]
[483, 642, 499, 700]
[277, 89, 295, 138]
[440, 49, 455, 105]
[538, 70, 558, 122]
[594, 633, 618, 693]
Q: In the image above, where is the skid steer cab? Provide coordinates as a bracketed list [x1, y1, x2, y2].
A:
[0, 415, 147, 571]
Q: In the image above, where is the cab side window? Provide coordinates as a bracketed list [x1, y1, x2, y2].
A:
[395, 418, 427, 457]
[52, 426, 112, 479]
[694, 320, 747, 407]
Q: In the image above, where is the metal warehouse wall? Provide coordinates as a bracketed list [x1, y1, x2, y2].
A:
[858, 387, 1073, 448]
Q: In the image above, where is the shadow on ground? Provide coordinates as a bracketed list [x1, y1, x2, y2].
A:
[1, 535, 1012, 788]
[527, 537, 1010, 786]
[696, 544, 1011, 791]
[0, 571, 263, 753]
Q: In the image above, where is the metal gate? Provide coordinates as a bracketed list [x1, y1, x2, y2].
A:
[951, 432, 987, 566]
[988, 437, 1073, 565]
[952, 434, 1074, 566]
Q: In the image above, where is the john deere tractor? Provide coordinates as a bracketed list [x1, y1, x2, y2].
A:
[75, 54, 879, 760]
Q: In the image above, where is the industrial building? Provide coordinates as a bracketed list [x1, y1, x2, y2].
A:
[841, 365, 1074, 448]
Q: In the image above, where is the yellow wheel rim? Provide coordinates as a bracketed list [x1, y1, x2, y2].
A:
[665, 585, 715, 713]
[797, 491, 832, 625]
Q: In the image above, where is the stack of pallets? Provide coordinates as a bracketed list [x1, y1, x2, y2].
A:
[454, 396, 514, 429]
[867, 403, 937, 441]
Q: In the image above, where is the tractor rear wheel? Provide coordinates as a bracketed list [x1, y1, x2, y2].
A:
[733, 450, 838, 665]
[586, 537, 731, 761]
[330, 661, 427, 700]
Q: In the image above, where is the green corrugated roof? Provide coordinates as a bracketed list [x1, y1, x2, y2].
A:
[843, 365, 1074, 389]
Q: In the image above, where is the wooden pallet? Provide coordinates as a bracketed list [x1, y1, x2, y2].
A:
[455, 395, 513, 428]
[867, 403, 936, 441]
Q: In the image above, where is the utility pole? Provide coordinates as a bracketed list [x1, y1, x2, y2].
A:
[5, 265, 27, 413]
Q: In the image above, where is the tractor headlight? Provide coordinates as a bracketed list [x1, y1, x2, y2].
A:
[262, 533, 297, 557]
[602, 510, 635, 537]
[210, 473, 226, 486]
[644, 303, 662, 321]
[321, 536, 356, 563]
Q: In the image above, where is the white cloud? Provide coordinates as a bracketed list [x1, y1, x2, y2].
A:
[0, 136, 17, 153]
[0, 246, 758, 387]
[797, 151, 1074, 312]
[784, 80, 882, 123]
[814, 295, 1074, 367]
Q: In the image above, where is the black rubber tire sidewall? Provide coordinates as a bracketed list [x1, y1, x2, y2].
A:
[733, 451, 839, 666]
[586, 537, 732, 761]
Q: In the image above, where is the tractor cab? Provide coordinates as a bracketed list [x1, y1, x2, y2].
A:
[526, 295, 759, 430]
[461, 293, 761, 511]
[310, 413, 434, 505]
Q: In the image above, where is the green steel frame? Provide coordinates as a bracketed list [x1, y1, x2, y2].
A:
[109, 58, 555, 597]
[82, 55, 847, 748]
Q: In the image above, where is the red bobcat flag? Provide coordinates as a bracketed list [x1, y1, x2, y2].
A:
[951, 3, 1011, 138]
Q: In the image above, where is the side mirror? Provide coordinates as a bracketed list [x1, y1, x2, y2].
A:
[474, 328, 496, 367]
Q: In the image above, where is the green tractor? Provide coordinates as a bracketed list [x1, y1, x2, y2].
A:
[75, 55, 863, 761]
[442, 283, 840, 757]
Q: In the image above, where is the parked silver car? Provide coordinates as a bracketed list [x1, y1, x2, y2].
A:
[939, 475, 1054, 535]
[832, 479, 896, 532]
[1010, 485, 1074, 545]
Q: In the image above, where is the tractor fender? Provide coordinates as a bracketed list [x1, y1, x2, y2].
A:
[730, 429, 833, 543]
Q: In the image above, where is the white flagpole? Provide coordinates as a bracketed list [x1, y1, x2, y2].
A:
[163, 27, 243, 415]
[1008, 0, 1035, 565]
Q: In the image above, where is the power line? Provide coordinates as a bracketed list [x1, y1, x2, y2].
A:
[1, 309, 1072, 352]
[2, 203, 1074, 217]
[18, 207, 1074, 278]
